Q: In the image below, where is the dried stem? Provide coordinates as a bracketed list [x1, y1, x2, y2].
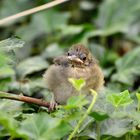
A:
[0, 91, 51, 108]
[0, 0, 68, 26]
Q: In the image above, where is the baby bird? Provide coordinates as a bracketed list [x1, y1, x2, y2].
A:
[43, 44, 104, 104]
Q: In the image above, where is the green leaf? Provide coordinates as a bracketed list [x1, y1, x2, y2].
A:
[136, 93, 140, 111]
[0, 37, 25, 66]
[107, 90, 133, 108]
[78, 117, 94, 133]
[16, 10, 70, 42]
[42, 43, 64, 59]
[0, 37, 25, 51]
[0, 37, 25, 68]
[89, 111, 109, 121]
[89, 43, 106, 63]
[0, 0, 35, 25]
[125, 17, 140, 44]
[0, 99, 23, 115]
[0, 78, 11, 91]
[61, 25, 84, 36]
[0, 52, 15, 78]
[0, 52, 11, 67]
[16, 56, 48, 78]
[100, 118, 133, 137]
[64, 95, 88, 109]
[0, 37, 24, 78]
[0, 111, 20, 138]
[68, 78, 86, 92]
[95, 0, 140, 36]
[112, 47, 140, 85]
[136, 93, 140, 101]
[8, 78, 46, 96]
[19, 113, 71, 140]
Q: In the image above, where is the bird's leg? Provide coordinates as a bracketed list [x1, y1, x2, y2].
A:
[49, 93, 57, 111]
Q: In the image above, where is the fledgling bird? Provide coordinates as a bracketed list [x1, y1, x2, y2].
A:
[43, 44, 104, 104]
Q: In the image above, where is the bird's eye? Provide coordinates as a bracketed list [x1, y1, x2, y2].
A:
[80, 54, 86, 61]
[67, 52, 70, 56]
[82, 56, 86, 61]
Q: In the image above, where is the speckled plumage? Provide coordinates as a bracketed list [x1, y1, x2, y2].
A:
[43, 44, 104, 104]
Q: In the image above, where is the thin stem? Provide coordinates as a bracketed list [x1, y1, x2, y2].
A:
[97, 122, 100, 140]
[137, 101, 140, 111]
[0, 0, 68, 26]
[125, 134, 128, 140]
[68, 89, 98, 140]
[0, 91, 51, 108]
[125, 133, 131, 140]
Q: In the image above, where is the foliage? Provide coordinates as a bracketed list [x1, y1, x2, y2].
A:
[107, 90, 133, 108]
[112, 47, 140, 85]
[0, 0, 140, 139]
[68, 78, 86, 92]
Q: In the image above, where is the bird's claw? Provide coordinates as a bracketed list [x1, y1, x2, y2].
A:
[48, 101, 58, 112]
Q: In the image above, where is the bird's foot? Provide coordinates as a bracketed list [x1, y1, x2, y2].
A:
[49, 101, 58, 112]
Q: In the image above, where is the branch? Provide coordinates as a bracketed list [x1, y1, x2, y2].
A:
[0, 0, 69, 26]
[0, 91, 52, 108]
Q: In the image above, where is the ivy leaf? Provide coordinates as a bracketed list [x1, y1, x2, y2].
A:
[0, 37, 24, 78]
[136, 93, 140, 101]
[112, 47, 140, 85]
[68, 78, 86, 92]
[64, 95, 89, 109]
[95, 0, 140, 36]
[16, 10, 70, 42]
[0, 52, 15, 78]
[136, 93, 140, 111]
[0, 111, 20, 138]
[42, 43, 64, 59]
[19, 113, 71, 140]
[16, 56, 48, 78]
[107, 90, 133, 108]
[61, 25, 84, 36]
[100, 118, 133, 137]
[0, 37, 25, 66]
[0, 52, 11, 67]
[90, 111, 109, 121]
[0, 0, 34, 26]
[0, 37, 25, 51]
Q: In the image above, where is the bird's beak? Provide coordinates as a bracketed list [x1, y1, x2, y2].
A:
[68, 55, 83, 64]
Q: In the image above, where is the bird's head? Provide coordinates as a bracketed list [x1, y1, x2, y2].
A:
[67, 44, 95, 67]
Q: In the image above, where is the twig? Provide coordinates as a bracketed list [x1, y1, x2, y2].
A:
[0, 0, 69, 26]
[0, 91, 51, 108]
